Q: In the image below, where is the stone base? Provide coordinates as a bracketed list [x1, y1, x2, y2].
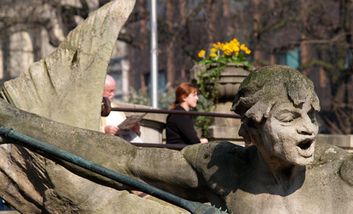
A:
[213, 102, 241, 127]
[317, 134, 353, 152]
[208, 125, 245, 147]
[140, 119, 165, 144]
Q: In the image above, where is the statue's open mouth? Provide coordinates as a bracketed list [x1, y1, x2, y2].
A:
[296, 139, 315, 158]
[297, 139, 312, 150]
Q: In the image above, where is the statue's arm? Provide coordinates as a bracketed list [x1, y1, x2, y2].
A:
[0, 100, 202, 198]
[127, 147, 201, 196]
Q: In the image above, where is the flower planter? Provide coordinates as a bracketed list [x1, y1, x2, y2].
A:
[191, 63, 250, 102]
[193, 37, 252, 138]
[216, 64, 250, 101]
[191, 63, 250, 138]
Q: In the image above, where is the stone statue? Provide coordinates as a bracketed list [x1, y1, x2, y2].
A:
[0, 0, 188, 213]
[1, 62, 353, 213]
[0, 0, 352, 213]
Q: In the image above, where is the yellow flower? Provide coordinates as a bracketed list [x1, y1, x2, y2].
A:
[209, 47, 218, 58]
[240, 44, 251, 55]
[197, 49, 206, 58]
[230, 38, 239, 45]
[223, 49, 233, 56]
[209, 53, 218, 58]
[197, 37, 252, 64]
[212, 42, 224, 50]
[210, 47, 217, 53]
[229, 40, 240, 50]
[222, 43, 233, 56]
[232, 45, 240, 53]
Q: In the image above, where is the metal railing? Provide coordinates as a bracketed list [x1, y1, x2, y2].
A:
[112, 106, 242, 148]
[112, 107, 241, 118]
[0, 127, 228, 214]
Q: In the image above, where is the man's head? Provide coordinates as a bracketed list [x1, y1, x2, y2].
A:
[232, 65, 320, 165]
[103, 74, 117, 101]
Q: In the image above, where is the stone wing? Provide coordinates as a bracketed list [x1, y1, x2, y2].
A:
[0, 0, 135, 131]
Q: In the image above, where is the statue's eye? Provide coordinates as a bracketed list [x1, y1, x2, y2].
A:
[275, 112, 298, 123]
[308, 109, 317, 124]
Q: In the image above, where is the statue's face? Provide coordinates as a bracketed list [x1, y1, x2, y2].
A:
[259, 100, 318, 166]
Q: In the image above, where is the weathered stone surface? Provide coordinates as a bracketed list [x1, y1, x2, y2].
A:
[1, 0, 133, 131]
[0, 1, 188, 213]
[0, 98, 189, 213]
[1, 3, 353, 213]
[1, 90, 352, 213]
[340, 156, 353, 186]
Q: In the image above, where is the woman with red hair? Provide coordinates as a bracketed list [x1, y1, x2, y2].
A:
[166, 82, 208, 145]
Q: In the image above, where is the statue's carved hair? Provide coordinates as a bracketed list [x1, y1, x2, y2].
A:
[231, 65, 320, 145]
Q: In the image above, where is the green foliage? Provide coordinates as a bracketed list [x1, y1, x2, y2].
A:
[127, 86, 175, 109]
[127, 87, 150, 106]
[194, 38, 253, 136]
[158, 86, 175, 109]
[194, 64, 224, 137]
[194, 90, 215, 137]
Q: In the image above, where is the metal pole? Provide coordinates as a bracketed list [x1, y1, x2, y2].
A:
[151, 0, 158, 108]
[121, 59, 130, 102]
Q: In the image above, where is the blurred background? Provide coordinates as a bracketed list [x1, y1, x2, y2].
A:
[0, 0, 352, 134]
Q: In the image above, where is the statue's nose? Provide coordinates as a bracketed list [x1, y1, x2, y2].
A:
[297, 115, 317, 136]
[297, 124, 314, 135]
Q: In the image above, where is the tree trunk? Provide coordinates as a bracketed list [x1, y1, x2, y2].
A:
[251, 0, 262, 63]
[206, 0, 216, 41]
[222, 0, 232, 38]
[166, 0, 175, 85]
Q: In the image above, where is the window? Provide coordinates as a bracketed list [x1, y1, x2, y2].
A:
[277, 47, 300, 69]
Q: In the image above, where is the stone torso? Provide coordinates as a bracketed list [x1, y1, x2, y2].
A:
[183, 142, 353, 214]
[225, 166, 353, 214]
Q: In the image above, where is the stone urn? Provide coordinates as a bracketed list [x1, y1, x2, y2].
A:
[215, 64, 250, 101]
[191, 63, 250, 101]
[191, 63, 250, 144]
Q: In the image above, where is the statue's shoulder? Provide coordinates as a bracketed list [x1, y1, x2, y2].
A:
[340, 155, 353, 186]
[312, 141, 353, 185]
[313, 141, 350, 165]
[182, 141, 249, 174]
[182, 142, 251, 195]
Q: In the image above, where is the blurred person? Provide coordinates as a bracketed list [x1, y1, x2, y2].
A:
[101, 74, 142, 143]
[166, 82, 208, 145]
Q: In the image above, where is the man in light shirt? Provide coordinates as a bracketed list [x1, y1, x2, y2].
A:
[101, 74, 142, 143]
